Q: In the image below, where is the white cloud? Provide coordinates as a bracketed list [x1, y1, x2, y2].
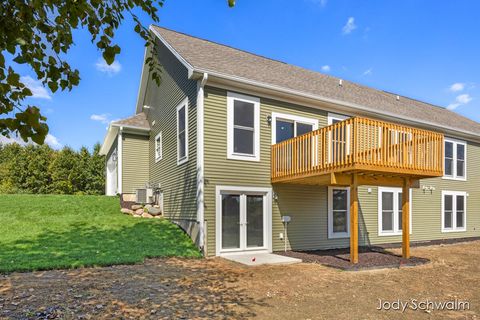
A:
[95, 58, 122, 75]
[449, 82, 465, 92]
[44, 134, 62, 149]
[456, 94, 472, 104]
[447, 94, 473, 110]
[446, 103, 460, 110]
[0, 133, 62, 149]
[0, 135, 26, 145]
[90, 113, 110, 124]
[362, 68, 373, 76]
[321, 65, 331, 72]
[20, 76, 52, 100]
[342, 17, 357, 35]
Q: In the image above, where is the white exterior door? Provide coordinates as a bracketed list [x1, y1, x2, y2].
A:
[216, 186, 272, 256]
[106, 149, 118, 196]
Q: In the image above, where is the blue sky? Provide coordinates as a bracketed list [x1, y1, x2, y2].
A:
[8, 0, 480, 150]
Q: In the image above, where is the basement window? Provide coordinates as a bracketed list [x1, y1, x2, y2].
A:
[328, 187, 350, 239]
[442, 191, 467, 232]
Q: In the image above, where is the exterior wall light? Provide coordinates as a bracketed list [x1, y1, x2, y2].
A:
[267, 115, 272, 125]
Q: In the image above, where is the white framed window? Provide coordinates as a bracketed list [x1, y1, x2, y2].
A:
[378, 187, 413, 236]
[441, 191, 467, 232]
[227, 92, 260, 161]
[328, 186, 350, 239]
[176, 98, 189, 165]
[443, 138, 466, 181]
[327, 112, 349, 125]
[154, 132, 162, 162]
[271, 112, 318, 144]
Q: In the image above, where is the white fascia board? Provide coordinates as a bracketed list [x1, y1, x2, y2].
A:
[135, 47, 151, 114]
[149, 26, 195, 78]
[99, 125, 119, 155]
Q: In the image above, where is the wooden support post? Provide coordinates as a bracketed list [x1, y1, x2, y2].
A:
[402, 177, 410, 259]
[350, 173, 359, 264]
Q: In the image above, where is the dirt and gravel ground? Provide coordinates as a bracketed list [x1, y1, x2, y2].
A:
[1, 241, 479, 319]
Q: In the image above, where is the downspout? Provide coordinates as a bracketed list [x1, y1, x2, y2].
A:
[197, 73, 208, 253]
[118, 127, 123, 195]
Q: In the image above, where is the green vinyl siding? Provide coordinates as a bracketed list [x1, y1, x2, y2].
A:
[203, 86, 330, 255]
[142, 38, 198, 224]
[121, 133, 149, 194]
[204, 86, 480, 256]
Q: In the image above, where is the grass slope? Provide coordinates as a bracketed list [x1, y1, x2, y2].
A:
[0, 194, 201, 273]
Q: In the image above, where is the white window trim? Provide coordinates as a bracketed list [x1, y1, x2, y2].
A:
[270, 112, 319, 144]
[215, 185, 272, 256]
[154, 131, 162, 163]
[328, 186, 350, 239]
[327, 112, 349, 125]
[443, 137, 467, 181]
[227, 92, 260, 162]
[441, 190, 467, 233]
[176, 98, 189, 165]
[377, 187, 413, 237]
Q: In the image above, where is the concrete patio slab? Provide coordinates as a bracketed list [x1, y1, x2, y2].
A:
[222, 253, 302, 266]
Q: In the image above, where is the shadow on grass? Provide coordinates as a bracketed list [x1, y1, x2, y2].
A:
[0, 219, 201, 273]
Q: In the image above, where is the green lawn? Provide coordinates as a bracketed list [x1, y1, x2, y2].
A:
[0, 194, 201, 273]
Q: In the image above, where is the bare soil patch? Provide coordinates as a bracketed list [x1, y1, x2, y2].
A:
[1, 241, 479, 319]
[277, 247, 429, 270]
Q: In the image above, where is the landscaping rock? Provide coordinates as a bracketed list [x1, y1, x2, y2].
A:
[148, 207, 162, 216]
[144, 204, 153, 211]
[134, 209, 144, 215]
[141, 212, 153, 219]
[120, 208, 134, 215]
[131, 204, 143, 211]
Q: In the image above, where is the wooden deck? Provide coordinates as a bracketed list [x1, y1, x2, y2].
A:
[271, 117, 444, 185]
[271, 116, 444, 263]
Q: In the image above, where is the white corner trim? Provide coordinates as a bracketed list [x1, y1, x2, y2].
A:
[117, 129, 123, 194]
[215, 185, 272, 256]
[441, 190, 467, 233]
[327, 186, 350, 239]
[270, 112, 319, 145]
[377, 187, 413, 237]
[327, 112, 349, 125]
[227, 91, 261, 162]
[197, 73, 208, 250]
[154, 131, 162, 163]
[176, 97, 189, 166]
[442, 137, 467, 181]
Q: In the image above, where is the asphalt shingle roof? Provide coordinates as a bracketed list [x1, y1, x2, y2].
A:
[152, 26, 480, 137]
[112, 112, 150, 129]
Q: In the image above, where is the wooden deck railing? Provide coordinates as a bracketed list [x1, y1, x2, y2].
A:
[271, 117, 444, 183]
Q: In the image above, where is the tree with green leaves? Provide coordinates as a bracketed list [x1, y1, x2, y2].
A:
[1, 0, 165, 144]
[1, 1, 235, 145]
